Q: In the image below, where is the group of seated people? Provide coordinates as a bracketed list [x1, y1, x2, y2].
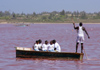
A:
[32, 39, 61, 52]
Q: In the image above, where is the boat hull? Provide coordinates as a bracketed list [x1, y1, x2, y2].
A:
[16, 47, 84, 60]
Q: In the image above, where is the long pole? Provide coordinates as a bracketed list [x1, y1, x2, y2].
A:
[83, 48, 88, 60]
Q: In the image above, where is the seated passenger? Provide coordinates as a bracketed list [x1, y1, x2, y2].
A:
[52, 40, 61, 52]
[42, 40, 49, 51]
[33, 40, 39, 51]
[48, 41, 55, 52]
[38, 39, 42, 51]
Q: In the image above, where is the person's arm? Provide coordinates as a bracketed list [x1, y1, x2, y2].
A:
[32, 46, 34, 50]
[73, 23, 78, 29]
[83, 27, 90, 39]
[32, 43, 35, 50]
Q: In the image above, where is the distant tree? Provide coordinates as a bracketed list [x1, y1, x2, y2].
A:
[60, 10, 65, 15]
[48, 14, 52, 19]
[66, 11, 72, 14]
[4, 11, 10, 16]
[97, 12, 100, 16]
[51, 11, 59, 14]
[73, 11, 79, 17]
[80, 11, 87, 19]
[0, 11, 3, 17]
[76, 11, 79, 17]
[21, 12, 25, 16]
[12, 12, 16, 19]
[71, 13, 73, 18]
[96, 12, 100, 19]
[41, 12, 49, 14]
[42, 16, 47, 20]
[48, 13, 55, 20]
[33, 12, 36, 17]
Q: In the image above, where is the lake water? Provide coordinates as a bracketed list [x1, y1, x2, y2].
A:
[0, 23, 100, 70]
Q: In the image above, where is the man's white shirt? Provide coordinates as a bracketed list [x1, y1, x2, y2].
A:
[42, 44, 49, 51]
[48, 44, 54, 51]
[54, 42, 61, 52]
[34, 44, 39, 50]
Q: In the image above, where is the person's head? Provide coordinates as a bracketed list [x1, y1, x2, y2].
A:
[45, 40, 48, 44]
[50, 41, 53, 45]
[36, 40, 39, 44]
[79, 22, 83, 26]
[52, 40, 56, 44]
[38, 39, 42, 44]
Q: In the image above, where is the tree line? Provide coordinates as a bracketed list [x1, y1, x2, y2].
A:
[0, 10, 100, 23]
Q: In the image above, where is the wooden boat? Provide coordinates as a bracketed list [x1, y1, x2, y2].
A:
[15, 47, 84, 60]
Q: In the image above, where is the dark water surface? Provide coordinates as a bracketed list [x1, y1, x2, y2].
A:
[0, 23, 100, 70]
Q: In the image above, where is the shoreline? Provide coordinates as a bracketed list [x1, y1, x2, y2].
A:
[0, 22, 100, 24]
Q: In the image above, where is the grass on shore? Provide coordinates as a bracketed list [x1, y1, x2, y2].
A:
[0, 19, 100, 24]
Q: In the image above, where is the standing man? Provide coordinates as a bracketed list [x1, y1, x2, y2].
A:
[73, 22, 90, 53]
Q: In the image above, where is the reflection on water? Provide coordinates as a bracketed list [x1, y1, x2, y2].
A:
[0, 23, 100, 70]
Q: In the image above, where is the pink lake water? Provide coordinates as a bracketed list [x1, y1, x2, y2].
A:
[0, 23, 100, 70]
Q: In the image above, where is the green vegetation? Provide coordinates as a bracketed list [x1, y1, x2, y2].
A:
[0, 10, 100, 23]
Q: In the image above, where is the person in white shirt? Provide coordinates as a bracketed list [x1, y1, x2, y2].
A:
[48, 41, 55, 52]
[33, 40, 39, 51]
[38, 39, 42, 51]
[73, 22, 90, 53]
[42, 40, 49, 51]
[52, 40, 61, 52]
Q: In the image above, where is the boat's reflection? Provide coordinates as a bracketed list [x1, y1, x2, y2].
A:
[16, 57, 82, 61]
